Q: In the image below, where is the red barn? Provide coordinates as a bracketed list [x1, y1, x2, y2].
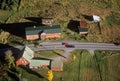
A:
[25, 25, 61, 40]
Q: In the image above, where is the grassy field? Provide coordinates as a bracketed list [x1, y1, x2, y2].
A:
[10, 50, 119, 81]
[0, 10, 13, 23]
[95, 50, 120, 81]
[34, 50, 65, 58]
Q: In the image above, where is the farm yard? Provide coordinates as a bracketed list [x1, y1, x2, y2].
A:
[10, 50, 120, 81]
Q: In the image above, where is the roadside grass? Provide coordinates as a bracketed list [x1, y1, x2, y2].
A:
[35, 50, 65, 58]
[94, 51, 108, 81]
[80, 52, 100, 81]
[108, 54, 120, 81]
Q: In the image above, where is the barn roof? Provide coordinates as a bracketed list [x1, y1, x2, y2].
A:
[25, 25, 61, 35]
[22, 46, 34, 62]
[30, 59, 50, 67]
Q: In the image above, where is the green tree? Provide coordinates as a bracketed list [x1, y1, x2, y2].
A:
[4, 49, 15, 68]
[0, 0, 19, 10]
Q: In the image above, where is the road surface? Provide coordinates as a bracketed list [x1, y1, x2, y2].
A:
[1, 41, 120, 62]
[24, 41, 120, 51]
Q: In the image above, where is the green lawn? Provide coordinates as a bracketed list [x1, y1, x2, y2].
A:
[34, 50, 65, 58]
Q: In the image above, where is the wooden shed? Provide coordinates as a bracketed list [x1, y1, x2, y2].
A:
[78, 21, 88, 35]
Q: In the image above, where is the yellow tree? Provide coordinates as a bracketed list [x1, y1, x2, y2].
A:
[72, 54, 76, 61]
[47, 70, 53, 81]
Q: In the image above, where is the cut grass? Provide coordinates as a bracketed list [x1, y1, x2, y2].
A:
[35, 50, 65, 58]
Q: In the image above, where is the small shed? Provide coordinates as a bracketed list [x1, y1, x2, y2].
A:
[78, 21, 88, 35]
[93, 15, 101, 22]
[42, 18, 53, 26]
[51, 59, 63, 71]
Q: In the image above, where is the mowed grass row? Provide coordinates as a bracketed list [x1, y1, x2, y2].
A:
[95, 51, 120, 81]
[80, 51, 101, 81]
[95, 51, 108, 81]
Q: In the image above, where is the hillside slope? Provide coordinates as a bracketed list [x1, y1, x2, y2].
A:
[0, 0, 120, 43]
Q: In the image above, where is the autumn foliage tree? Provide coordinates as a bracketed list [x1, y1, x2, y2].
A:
[47, 70, 53, 81]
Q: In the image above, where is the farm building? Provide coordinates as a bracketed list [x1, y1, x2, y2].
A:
[51, 59, 63, 71]
[25, 25, 61, 40]
[16, 46, 51, 69]
[92, 15, 101, 22]
[15, 46, 63, 71]
[78, 21, 88, 35]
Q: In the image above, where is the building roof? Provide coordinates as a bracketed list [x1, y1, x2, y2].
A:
[22, 46, 34, 62]
[78, 21, 88, 33]
[42, 18, 53, 20]
[30, 59, 50, 67]
[51, 59, 63, 71]
[79, 21, 88, 28]
[93, 15, 101, 22]
[25, 25, 61, 35]
[79, 28, 88, 32]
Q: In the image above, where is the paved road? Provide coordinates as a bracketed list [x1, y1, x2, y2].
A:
[23, 41, 120, 51]
[1, 41, 120, 62]
[23, 41, 119, 62]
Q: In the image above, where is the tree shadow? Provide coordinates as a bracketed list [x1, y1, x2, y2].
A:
[20, 66, 44, 78]
[7, 70, 20, 81]
[25, 17, 43, 25]
[0, 43, 21, 58]
[67, 20, 79, 33]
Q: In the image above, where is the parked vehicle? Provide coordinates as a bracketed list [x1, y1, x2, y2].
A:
[62, 42, 68, 45]
[62, 42, 75, 48]
[65, 44, 75, 48]
[114, 43, 120, 46]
